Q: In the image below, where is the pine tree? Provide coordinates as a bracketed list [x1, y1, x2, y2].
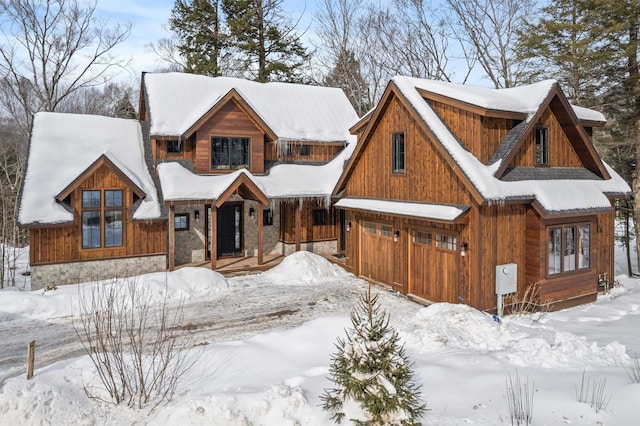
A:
[321, 285, 425, 425]
[221, 0, 309, 82]
[324, 48, 370, 116]
[170, 0, 226, 76]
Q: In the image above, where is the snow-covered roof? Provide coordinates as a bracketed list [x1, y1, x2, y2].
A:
[256, 136, 357, 199]
[406, 77, 606, 123]
[385, 77, 630, 213]
[335, 198, 468, 221]
[144, 72, 360, 142]
[19, 112, 162, 225]
[157, 162, 267, 202]
[158, 136, 357, 201]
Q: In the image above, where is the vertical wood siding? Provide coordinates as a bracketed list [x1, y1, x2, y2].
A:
[192, 100, 266, 174]
[29, 164, 166, 265]
[512, 107, 583, 168]
[264, 141, 344, 163]
[280, 199, 338, 243]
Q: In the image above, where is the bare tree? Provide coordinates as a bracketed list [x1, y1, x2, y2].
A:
[0, 0, 132, 136]
[446, 0, 534, 88]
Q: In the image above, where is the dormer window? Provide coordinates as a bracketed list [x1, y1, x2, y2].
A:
[535, 127, 549, 166]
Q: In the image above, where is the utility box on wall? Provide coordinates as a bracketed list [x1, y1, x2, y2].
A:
[496, 263, 517, 296]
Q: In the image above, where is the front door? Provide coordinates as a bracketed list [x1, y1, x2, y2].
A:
[217, 203, 243, 257]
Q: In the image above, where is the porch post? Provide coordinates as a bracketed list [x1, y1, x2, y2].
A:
[168, 203, 175, 271]
[295, 201, 301, 252]
[210, 204, 217, 270]
[257, 203, 264, 265]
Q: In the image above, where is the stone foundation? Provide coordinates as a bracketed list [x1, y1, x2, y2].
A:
[30, 255, 167, 290]
[283, 240, 337, 256]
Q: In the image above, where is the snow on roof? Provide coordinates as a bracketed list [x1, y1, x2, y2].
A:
[158, 136, 357, 201]
[403, 76, 606, 123]
[19, 112, 161, 225]
[144, 73, 360, 142]
[335, 198, 468, 221]
[256, 136, 357, 198]
[157, 162, 267, 201]
[391, 76, 630, 212]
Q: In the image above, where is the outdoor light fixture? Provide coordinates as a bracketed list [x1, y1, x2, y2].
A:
[347, 221, 352, 232]
[461, 242, 468, 256]
[393, 230, 400, 242]
[249, 207, 255, 217]
[194, 210, 200, 220]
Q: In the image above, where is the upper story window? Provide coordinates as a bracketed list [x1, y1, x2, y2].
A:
[82, 189, 124, 249]
[535, 127, 549, 166]
[167, 139, 182, 154]
[211, 136, 250, 170]
[392, 132, 405, 174]
[548, 224, 590, 275]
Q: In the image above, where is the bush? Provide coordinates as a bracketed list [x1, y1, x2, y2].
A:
[73, 278, 196, 412]
[320, 284, 425, 425]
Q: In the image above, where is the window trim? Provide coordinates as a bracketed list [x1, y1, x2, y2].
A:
[210, 136, 251, 170]
[535, 126, 549, 166]
[174, 213, 190, 231]
[547, 223, 591, 277]
[392, 132, 405, 174]
[312, 209, 329, 226]
[81, 189, 124, 250]
[166, 139, 182, 155]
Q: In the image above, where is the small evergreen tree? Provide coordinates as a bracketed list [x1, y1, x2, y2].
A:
[321, 285, 425, 425]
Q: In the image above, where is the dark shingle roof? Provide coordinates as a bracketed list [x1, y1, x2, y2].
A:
[488, 120, 528, 165]
[501, 167, 601, 182]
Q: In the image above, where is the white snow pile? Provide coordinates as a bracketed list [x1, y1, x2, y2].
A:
[0, 267, 228, 321]
[261, 251, 351, 284]
[401, 302, 629, 369]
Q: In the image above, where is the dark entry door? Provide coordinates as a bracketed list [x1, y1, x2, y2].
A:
[217, 203, 243, 257]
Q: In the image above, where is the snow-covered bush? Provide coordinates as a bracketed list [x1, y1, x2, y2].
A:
[320, 285, 425, 425]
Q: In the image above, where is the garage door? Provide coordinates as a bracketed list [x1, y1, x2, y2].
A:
[360, 221, 395, 285]
[408, 229, 459, 303]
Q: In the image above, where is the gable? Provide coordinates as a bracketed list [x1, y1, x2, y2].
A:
[341, 91, 475, 206]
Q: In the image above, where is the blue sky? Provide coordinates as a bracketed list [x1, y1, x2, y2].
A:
[96, 0, 318, 83]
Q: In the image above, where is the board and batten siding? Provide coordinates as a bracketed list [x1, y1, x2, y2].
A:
[264, 141, 345, 163]
[279, 199, 338, 244]
[193, 100, 266, 175]
[29, 164, 166, 265]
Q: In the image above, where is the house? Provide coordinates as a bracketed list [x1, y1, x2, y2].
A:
[333, 77, 630, 312]
[20, 73, 358, 289]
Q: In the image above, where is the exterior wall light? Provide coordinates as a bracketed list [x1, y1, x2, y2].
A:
[249, 207, 255, 217]
[393, 230, 400, 242]
[461, 242, 468, 256]
[194, 210, 200, 220]
[347, 221, 352, 232]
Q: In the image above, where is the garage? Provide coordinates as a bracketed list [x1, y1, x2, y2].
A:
[359, 221, 395, 285]
[408, 228, 460, 303]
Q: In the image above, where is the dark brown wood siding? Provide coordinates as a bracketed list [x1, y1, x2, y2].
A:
[280, 199, 338, 243]
[264, 141, 344, 163]
[29, 164, 166, 265]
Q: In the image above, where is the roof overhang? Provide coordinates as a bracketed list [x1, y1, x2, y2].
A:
[335, 197, 470, 224]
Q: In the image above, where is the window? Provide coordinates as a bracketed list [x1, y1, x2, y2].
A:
[299, 144, 310, 156]
[548, 224, 590, 275]
[82, 189, 124, 249]
[174, 213, 189, 231]
[313, 209, 328, 226]
[435, 234, 456, 251]
[211, 136, 250, 170]
[379, 225, 392, 237]
[413, 230, 432, 245]
[263, 208, 273, 226]
[167, 140, 182, 154]
[392, 132, 405, 174]
[281, 143, 292, 157]
[535, 127, 549, 166]
[363, 222, 377, 234]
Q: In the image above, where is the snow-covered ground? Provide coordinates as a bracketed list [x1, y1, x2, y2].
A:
[0, 247, 639, 425]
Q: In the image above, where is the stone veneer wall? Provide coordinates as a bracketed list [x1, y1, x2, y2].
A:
[174, 204, 207, 265]
[283, 240, 337, 256]
[244, 200, 283, 256]
[30, 255, 167, 290]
